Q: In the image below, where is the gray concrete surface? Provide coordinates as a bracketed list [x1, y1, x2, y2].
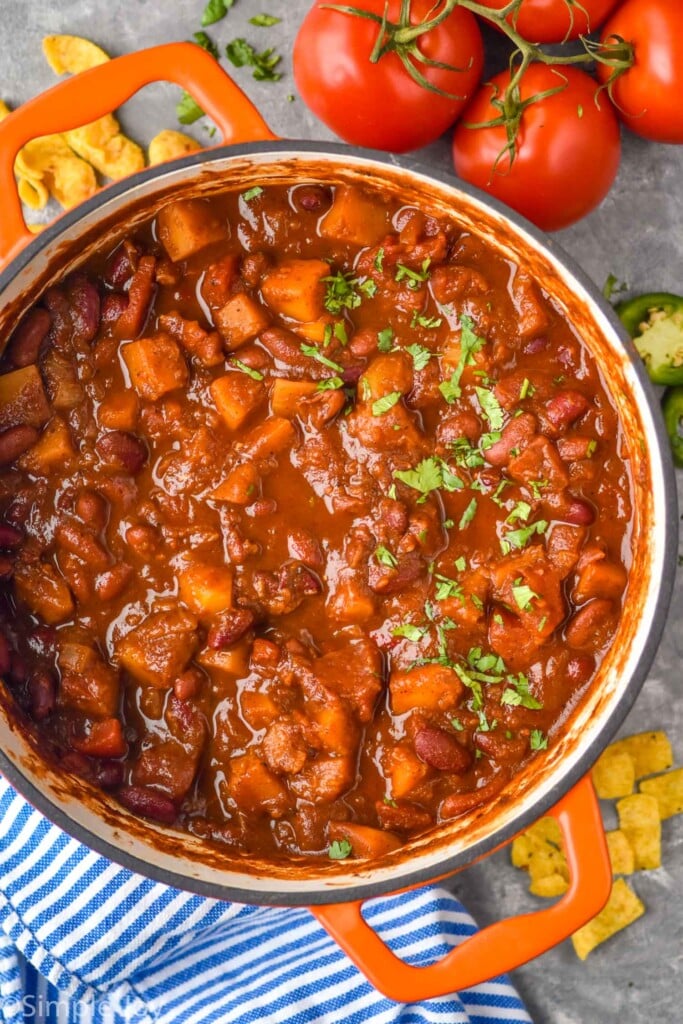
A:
[0, 1, 682, 1020]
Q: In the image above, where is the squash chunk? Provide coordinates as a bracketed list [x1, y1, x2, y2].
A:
[210, 373, 264, 430]
[230, 752, 292, 818]
[97, 391, 138, 431]
[14, 560, 74, 624]
[115, 608, 198, 687]
[360, 352, 413, 402]
[390, 663, 464, 714]
[329, 821, 401, 858]
[388, 744, 430, 798]
[157, 199, 225, 262]
[270, 378, 319, 419]
[0, 365, 51, 430]
[211, 462, 259, 504]
[261, 259, 329, 322]
[19, 416, 74, 475]
[243, 416, 296, 459]
[178, 563, 233, 618]
[215, 292, 270, 350]
[320, 186, 391, 246]
[58, 642, 119, 718]
[198, 644, 249, 678]
[122, 334, 189, 401]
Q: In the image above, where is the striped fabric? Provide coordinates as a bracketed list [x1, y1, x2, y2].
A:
[0, 777, 532, 1024]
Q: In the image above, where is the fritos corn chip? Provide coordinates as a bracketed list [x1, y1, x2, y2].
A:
[148, 129, 201, 166]
[640, 767, 683, 820]
[0, 99, 10, 121]
[15, 134, 97, 210]
[607, 731, 673, 778]
[591, 748, 635, 799]
[42, 35, 109, 75]
[529, 872, 568, 898]
[64, 116, 144, 180]
[571, 879, 645, 960]
[605, 829, 635, 875]
[616, 793, 661, 870]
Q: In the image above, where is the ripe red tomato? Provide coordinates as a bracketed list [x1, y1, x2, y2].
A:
[293, 0, 484, 153]
[477, 0, 619, 42]
[452, 64, 621, 231]
[596, 0, 683, 143]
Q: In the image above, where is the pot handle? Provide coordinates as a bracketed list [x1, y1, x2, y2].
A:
[0, 42, 277, 268]
[311, 775, 610, 1001]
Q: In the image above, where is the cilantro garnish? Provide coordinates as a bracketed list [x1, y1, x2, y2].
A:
[501, 673, 543, 709]
[374, 248, 385, 273]
[519, 377, 535, 400]
[458, 497, 478, 530]
[491, 480, 512, 507]
[241, 186, 263, 202]
[231, 359, 263, 381]
[410, 310, 442, 330]
[394, 457, 443, 499]
[529, 478, 549, 500]
[202, 0, 232, 26]
[193, 31, 219, 58]
[375, 546, 398, 568]
[451, 437, 485, 469]
[372, 391, 402, 416]
[506, 501, 532, 524]
[475, 387, 504, 431]
[300, 343, 344, 373]
[434, 575, 464, 601]
[512, 583, 539, 611]
[360, 279, 377, 298]
[316, 377, 344, 391]
[451, 717, 464, 731]
[377, 327, 394, 352]
[226, 38, 282, 81]
[439, 315, 486, 404]
[249, 14, 281, 26]
[530, 729, 548, 751]
[454, 556, 467, 572]
[177, 92, 205, 125]
[328, 839, 352, 860]
[500, 519, 548, 555]
[391, 623, 427, 642]
[405, 343, 432, 371]
[323, 271, 362, 314]
[395, 259, 431, 289]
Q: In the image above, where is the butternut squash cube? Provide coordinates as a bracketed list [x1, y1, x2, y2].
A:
[243, 416, 296, 460]
[261, 259, 329, 322]
[328, 820, 401, 858]
[320, 186, 391, 246]
[390, 663, 464, 715]
[387, 744, 430, 798]
[122, 334, 189, 401]
[270, 378, 319, 419]
[157, 198, 225, 261]
[178, 563, 233, 618]
[198, 643, 249, 678]
[14, 560, 74, 624]
[360, 352, 413, 402]
[230, 752, 292, 817]
[115, 608, 198, 687]
[19, 416, 74, 475]
[240, 690, 280, 729]
[210, 373, 264, 430]
[211, 462, 260, 504]
[0, 365, 50, 430]
[215, 293, 270, 350]
[289, 317, 334, 344]
[97, 391, 138, 430]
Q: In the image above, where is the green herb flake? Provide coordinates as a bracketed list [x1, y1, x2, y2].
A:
[475, 387, 505, 431]
[451, 436, 485, 469]
[443, 518, 455, 529]
[377, 327, 394, 352]
[176, 92, 205, 125]
[434, 575, 464, 601]
[530, 729, 548, 751]
[225, 38, 282, 81]
[491, 479, 511, 507]
[451, 717, 464, 732]
[202, 0, 233, 26]
[249, 14, 281, 26]
[373, 247, 385, 273]
[519, 377, 536, 400]
[410, 310, 442, 330]
[506, 501, 532, 524]
[500, 519, 548, 555]
[241, 185, 263, 202]
[300, 343, 344, 373]
[388, 483, 398, 500]
[577, 104, 584, 118]
[395, 258, 431, 290]
[375, 545, 398, 568]
[405, 343, 432, 371]
[383, 796, 398, 808]
[372, 391, 402, 416]
[334, 320, 348, 345]
[316, 376, 344, 392]
[360, 278, 377, 299]
[454, 556, 467, 572]
[458, 497, 478, 530]
[231, 359, 264, 381]
[439, 314, 486, 404]
[394, 457, 443, 498]
[391, 623, 427, 642]
[529, 478, 549, 500]
[328, 839, 353, 860]
[323, 271, 362, 314]
[441, 464, 464, 492]
[501, 673, 543, 710]
[512, 583, 539, 611]
[193, 31, 219, 58]
[586, 439, 598, 457]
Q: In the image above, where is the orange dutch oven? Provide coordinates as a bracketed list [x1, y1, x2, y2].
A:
[0, 43, 677, 1001]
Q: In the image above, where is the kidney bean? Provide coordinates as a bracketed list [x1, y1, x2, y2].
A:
[376, 800, 433, 833]
[0, 522, 22, 549]
[7, 308, 52, 368]
[173, 668, 203, 701]
[58, 551, 92, 603]
[95, 563, 133, 601]
[56, 521, 110, 571]
[287, 528, 324, 569]
[96, 431, 148, 475]
[117, 785, 178, 824]
[101, 293, 128, 326]
[230, 344, 269, 371]
[75, 489, 109, 531]
[546, 390, 590, 432]
[565, 599, 613, 649]
[104, 239, 141, 289]
[0, 425, 39, 465]
[125, 523, 158, 556]
[93, 760, 126, 788]
[0, 555, 13, 579]
[66, 274, 101, 345]
[484, 413, 537, 467]
[249, 499, 278, 517]
[207, 608, 255, 649]
[0, 633, 11, 676]
[28, 670, 56, 721]
[43, 288, 72, 350]
[291, 184, 332, 213]
[342, 364, 364, 386]
[347, 328, 377, 359]
[563, 496, 596, 526]
[414, 726, 472, 773]
[523, 336, 549, 355]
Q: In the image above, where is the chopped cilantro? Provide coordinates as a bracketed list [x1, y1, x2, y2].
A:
[323, 271, 362, 314]
[491, 479, 512, 507]
[334, 320, 348, 345]
[439, 315, 486, 403]
[500, 519, 548, 555]
[434, 575, 464, 601]
[530, 729, 548, 751]
[501, 673, 543, 710]
[475, 387, 504, 431]
[441, 464, 464, 492]
[586, 439, 598, 457]
[391, 623, 427, 642]
[506, 501, 532, 524]
[529, 478, 549, 500]
[375, 545, 397, 568]
[451, 436, 485, 469]
[193, 31, 219, 58]
[458, 497, 478, 530]
[383, 796, 398, 808]
[512, 583, 539, 611]
[377, 327, 394, 352]
[405, 343, 432, 371]
[328, 839, 352, 860]
[451, 717, 464, 731]
[316, 376, 344, 391]
[249, 14, 281, 26]
[387, 483, 398, 500]
[374, 248, 385, 272]
[202, 0, 232, 26]
[454, 556, 467, 572]
[231, 359, 263, 381]
[176, 92, 204, 125]
[360, 279, 377, 298]
[519, 377, 536, 399]
[443, 519, 455, 529]
[394, 457, 443, 499]
[372, 391, 402, 416]
[410, 310, 442, 330]
[225, 38, 282, 81]
[395, 258, 431, 289]
[241, 186, 263, 202]
[300, 343, 344, 373]
[470, 593, 484, 610]
[452, 663, 484, 711]
[480, 431, 502, 450]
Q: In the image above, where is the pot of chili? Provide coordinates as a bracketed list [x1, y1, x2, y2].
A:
[0, 44, 677, 998]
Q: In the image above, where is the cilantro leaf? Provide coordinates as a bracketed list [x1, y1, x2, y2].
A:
[434, 575, 463, 601]
[372, 391, 402, 416]
[458, 497, 478, 530]
[501, 673, 543, 710]
[410, 310, 442, 330]
[506, 501, 532, 524]
[500, 519, 548, 555]
[391, 623, 427, 641]
[377, 327, 394, 352]
[475, 387, 504, 431]
[375, 545, 398, 568]
[328, 839, 352, 860]
[300, 343, 343, 373]
[241, 186, 263, 202]
[530, 729, 548, 751]
[317, 376, 344, 391]
[439, 314, 486, 404]
[323, 271, 362, 314]
[395, 259, 431, 290]
[202, 0, 232, 26]
[193, 31, 219, 59]
[231, 359, 263, 381]
[394, 457, 443, 498]
[249, 14, 281, 26]
[512, 583, 539, 611]
[405, 343, 432, 371]
[226, 38, 282, 81]
[374, 248, 385, 272]
[176, 92, 205, 125]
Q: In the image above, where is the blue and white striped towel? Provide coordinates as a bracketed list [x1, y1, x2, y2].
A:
[0, 776, 532, 1024]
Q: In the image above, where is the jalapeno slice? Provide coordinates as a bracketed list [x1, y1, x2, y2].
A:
[617, 292, 683, 387]
[662, 387, 683, 468]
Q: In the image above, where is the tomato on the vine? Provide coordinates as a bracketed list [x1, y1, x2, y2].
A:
[452, 64, 621, 231]
[596, 0, 683, 144]
[478, 0, 619, 43]
[293, 0, 484, 152]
